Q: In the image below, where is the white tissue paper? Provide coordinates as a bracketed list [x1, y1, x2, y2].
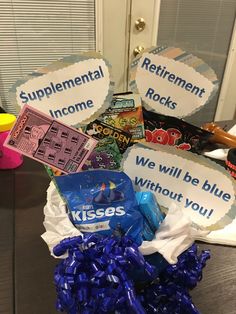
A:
[139, 204, 209, 264]
[41, 181, 207, 263]
[41, 181, 82, 258]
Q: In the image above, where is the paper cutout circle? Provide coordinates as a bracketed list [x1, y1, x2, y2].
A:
[9, 52, 114, 127]
[130, 46, 218, 118]
[122, 143, 236, 231]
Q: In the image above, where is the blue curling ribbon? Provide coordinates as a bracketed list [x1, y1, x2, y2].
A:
[53, 234, 155, 313]
[53, 237, 210, 314]
[139, 244, 210, 314]
[161, 244, 210, 289]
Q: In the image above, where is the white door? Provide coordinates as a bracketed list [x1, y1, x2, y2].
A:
[103, 0, 236, 124]
[127, 0, 236, 124]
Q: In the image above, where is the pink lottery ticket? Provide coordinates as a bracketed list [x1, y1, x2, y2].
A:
[4, 105, 98, 174]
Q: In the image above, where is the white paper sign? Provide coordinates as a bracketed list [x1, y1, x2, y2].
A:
[122, 144, 236, 230]
[130, 47, 218, 118]
[10, 53, 114, 127]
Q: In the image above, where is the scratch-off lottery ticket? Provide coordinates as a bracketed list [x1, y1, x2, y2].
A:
[4, 105, 97, 174]
[99, 93, 145, 142]
[85, 119, 132, 153]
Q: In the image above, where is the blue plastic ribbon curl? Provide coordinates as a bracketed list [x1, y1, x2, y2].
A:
[53, 235, 210, 314]
[139, 244, 210, 314]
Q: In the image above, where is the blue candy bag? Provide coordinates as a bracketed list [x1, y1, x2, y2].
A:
[136, 191, 164, 233]
[54, 170, 144, 245]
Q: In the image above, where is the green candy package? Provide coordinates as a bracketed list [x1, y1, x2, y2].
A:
[82, 137, 122, 170]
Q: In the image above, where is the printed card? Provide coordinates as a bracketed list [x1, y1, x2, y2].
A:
[122, 143, 236, 231]
[4, 105, 97, 174]
[130, 46, 218, 118]
[99, 93, 145, 142]
[9, 53, 114, 127]
[85, 120, 132, 153]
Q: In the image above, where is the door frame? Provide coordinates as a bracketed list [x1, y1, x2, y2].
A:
[95, 0, 131, 93]
[214, 17, 236, 121]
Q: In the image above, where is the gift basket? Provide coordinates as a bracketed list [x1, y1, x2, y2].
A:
[40, 93, 217, 313]
[4, 48, 236, 313]
[42, 170, 210, 314]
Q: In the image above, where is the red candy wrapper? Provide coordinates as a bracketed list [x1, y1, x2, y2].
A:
[143, 107, 213, 154]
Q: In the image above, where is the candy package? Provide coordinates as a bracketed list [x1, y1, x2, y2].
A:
[142, 218, 155, 241]
[143, 107, 213, 154]
[82, 137, 122, 170]
[136, 191, 164, 236]
[99, 93, 145, 142]
[85, 119, 132, 153]
[54, 170, 144, 245]
[45, 165, 63, 178]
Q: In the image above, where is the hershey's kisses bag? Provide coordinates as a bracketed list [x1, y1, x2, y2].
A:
[54, 170, 143, 244]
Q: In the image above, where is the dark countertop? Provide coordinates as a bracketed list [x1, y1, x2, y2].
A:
[0, 157, 236, 314]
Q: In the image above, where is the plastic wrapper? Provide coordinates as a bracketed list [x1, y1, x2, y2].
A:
[136, 192, 164, 232]
[226, 148, 236, 179]
[99, 93, 145, 142]
[143, 107, 212, 154]
[85, 119, 132, 153]
[54, 170, 144, 245]
[82, 137, 122, 170]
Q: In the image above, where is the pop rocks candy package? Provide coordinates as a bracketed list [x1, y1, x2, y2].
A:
[143, 107, 213, 154]
[54, 170, 144, 245]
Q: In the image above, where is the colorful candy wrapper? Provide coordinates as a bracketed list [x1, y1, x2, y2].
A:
[226, 148, 236, 179]
[143, 107, 213, 154]
[99, 93, 145, 142]
[54, 170, 144, 245]
[85, 119, 132, 153]
[136, 191, 164, 234]
[82, 137, 122, 170]
[45, 165, 63, 178]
